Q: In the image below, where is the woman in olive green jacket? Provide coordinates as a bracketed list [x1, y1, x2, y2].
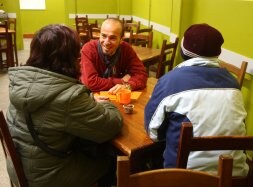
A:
[6, 24, 122, 187]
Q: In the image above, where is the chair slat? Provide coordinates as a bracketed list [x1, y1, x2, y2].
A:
[176, 122, 253, 187]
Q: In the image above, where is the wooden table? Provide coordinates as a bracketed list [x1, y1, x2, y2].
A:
[132, 45, 161, 67]
[111, 77, 164, 173]
[0, 28, 15, 67]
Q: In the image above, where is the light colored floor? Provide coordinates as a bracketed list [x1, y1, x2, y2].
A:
[0, 38, 31, 187]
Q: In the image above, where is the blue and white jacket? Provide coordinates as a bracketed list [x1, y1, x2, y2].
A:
[145, 57, 248, 176]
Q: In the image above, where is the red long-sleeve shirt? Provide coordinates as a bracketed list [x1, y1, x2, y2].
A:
[80, 40, 147, 92]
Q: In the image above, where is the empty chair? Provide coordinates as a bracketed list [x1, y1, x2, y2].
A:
[122, 17, 133, 24]
[7, 18, 18, 66]
[0, 110, 28, 187]
[123, 21, 141, 42]
[0, 20, 10, 69]
[117, 155, 233, 187]
[129, 26, 153, 48]
[75, 15, 100, 42]
[176, 122, 253, 187]
[124, 21, 140, 33]
[219, 60, 248, 89]
[89, 20, 100, 39]
[136, 25, 153, 35]
[90, 27, 100, 39]
[150, 37, 179, 78]
[75, 17, 90, 46]
[75, 15, 88, 28]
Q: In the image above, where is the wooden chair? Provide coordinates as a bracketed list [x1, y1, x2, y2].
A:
[0, 20, 10, 69]
[7, 18, 18, 66]
[0, 110, 28, 187]
[151, 37, 179, 78]
[219, 60, 248, 89]
[75, 17, 90, 46]
[129, 26, 153, 48]
[122, 17, 133, 24]
[123, 21, 141, 42]
[75, 15, 88, 27]
[124, 21, 140, 33]
[75, 15, 100, 42]
[89, 20, 100, 39]
[117, 155, 233, 187]
[148, 38, 179, 78]
[176, 122, 253, 187]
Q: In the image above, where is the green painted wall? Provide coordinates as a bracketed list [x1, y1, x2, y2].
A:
[132, 0, 150, 20]
[20, 0, 66, 34]
[190, 0, 253, 58]
[0, 0, 7, 10]
[76, 0, 117, 14]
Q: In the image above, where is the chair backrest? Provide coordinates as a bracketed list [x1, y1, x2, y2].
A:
[75, 15, 89, 35]
[7, 18, 18, 66]
[89, 20, 100, 39]
[75, 15, 88, 29]
[0, 20, 9, 45]
[75, 17, 89, 34]
[155, 37, 179, 78]
[0, 110, 28, 187]
[0, 20, 9, 69]
[129, 27, 153, 48]
[7, 18, 16, 32]
[122, 17, 133, 24]
[136, 25, 153, 34]
[219, 61, 248, 89]
[117, 155, 233, 187]
[75, 18, 90, 46]
[90, 27, 100, 39]
[124, 21, 140, 33]
[176, 122, 253, 187]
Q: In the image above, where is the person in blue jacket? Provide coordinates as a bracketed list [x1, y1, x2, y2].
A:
[144, 23, 248, 176]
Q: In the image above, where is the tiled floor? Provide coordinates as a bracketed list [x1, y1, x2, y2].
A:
[0, 38, 31, 187]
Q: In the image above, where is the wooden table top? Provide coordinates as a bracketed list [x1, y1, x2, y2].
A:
[111, 77, 158, 155]
[132, 45, 161, 65]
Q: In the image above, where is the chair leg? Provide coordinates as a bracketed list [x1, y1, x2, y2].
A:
[10, 180, 14, 187]
[0, 52, 3, 69]
[13, 44, 18, 66]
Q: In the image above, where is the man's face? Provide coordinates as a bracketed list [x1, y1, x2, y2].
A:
[99, 20, 122, 56]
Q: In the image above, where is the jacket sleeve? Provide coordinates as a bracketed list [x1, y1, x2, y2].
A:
[144, 77, 172, 141]
[66, 85, 123, 143]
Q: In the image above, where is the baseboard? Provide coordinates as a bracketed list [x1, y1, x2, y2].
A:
[23, 34, 34, 38]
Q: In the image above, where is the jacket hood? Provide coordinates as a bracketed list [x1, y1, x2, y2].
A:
[8, 66, 86, 112]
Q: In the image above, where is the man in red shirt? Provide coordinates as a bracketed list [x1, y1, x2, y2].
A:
[80, 18, 147, 93]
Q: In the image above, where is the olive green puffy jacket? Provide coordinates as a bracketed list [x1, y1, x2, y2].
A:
[6, 66, 123, 187]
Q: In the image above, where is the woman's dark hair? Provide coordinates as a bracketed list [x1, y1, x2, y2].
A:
[26, 24, 81, 79]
